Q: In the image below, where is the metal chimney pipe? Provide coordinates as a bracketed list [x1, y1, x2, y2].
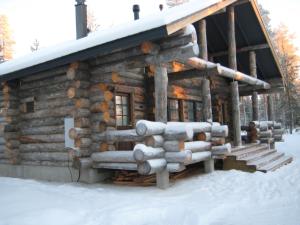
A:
[133, 4, 140, 20]
[75, 0, 88, 39]
[159, 4, 163, 11]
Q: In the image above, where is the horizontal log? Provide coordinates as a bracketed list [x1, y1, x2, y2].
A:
[69, 128, 91, 139]
[187, 58, 270, 89]
[272, 129, 284, 136]
[92, 129, 144, 142]
[211, 125, 228, 137]
[273, 135, 283, 141]
[20, 134, 64, 143]
[19, 143, 66, 152]
[21, 125, 64, 135]
[137, 159, 167, 175]
[165, 150, 192, 163]
[92, 162, 137, 170]
[22, 160, 69, 167]
[195, 132, 211, 141]
[163, 140, 185, 152]
[18, 117, 65, 128]
[75, 138, 92, 148]
[167, 163, 186, 173]
[136, 120, 166, 136]
[133, 144, 164, 162]
[75, 117, 91, 128]
[259, 130, 272, 138]
[75, 98, 90, 109]
[211, 143, 231, 155]
[184, 151, 211, 165]
[260, 138, 274, 144]
[21, 152, 69, 161]
[21, 106, 73, 120]
[91, 151, 135, 163]
[169, 67, 219, 82]
[144, 135, 164, 148]
[67, 87, 89, 99]
[211, 137, 226, 146]
[164, 122, 193, 141]
[184, 141, 211, 153]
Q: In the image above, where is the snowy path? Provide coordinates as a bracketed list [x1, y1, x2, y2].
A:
[0, 134, 299, 225]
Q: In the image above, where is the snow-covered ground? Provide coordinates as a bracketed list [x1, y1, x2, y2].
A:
[0, 133, 299, 225]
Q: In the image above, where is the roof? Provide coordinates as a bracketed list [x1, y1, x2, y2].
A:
[204, 0, 283, 80]
[0, 0, 282, 82]
[0, 0, 236, 81]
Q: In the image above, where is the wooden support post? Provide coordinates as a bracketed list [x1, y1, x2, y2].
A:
[250, 51, 259, 120]
[204, 158, 214, 173]
[154, 63, 169, 189]
[227, 5, 237, 71]
[228, 5, 241, 146]
[231, 81, 242, 146]
[202, 79, 213, 122]
[267, 94, 275, 121]
[199, 20, 208, 60]
[199, 19, 212, 122]
[154, 65, 168, 122]
[156, 168, 169, 189]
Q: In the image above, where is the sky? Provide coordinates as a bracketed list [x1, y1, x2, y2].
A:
[0, 0, 299, 58]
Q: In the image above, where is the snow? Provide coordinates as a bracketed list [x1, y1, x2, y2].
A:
[0, 133, 299, 225]
[0, 0, 220, 77]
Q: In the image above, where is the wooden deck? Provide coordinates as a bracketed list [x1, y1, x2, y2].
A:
[223, 143, 293, 173]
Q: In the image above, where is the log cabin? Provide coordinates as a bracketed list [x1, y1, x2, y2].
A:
[0, 0, 292, 188]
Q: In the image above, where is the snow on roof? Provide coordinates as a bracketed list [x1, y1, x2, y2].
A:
[0, 0, 221, 77]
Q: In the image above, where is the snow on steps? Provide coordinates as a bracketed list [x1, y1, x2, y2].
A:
[223, 143, 293, 173]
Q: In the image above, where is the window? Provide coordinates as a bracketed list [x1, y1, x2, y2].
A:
[187, 101, 195, 122]
[168, 99, 180, 121]
[26, 101, 35, 113]
[115, 93, 131, 127]
[187, 100, 203, 122]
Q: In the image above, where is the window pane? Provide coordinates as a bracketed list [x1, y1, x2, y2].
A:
[116, 96, 121, 104]
[116, 116, 123, 126]
[122, 96, 128, 104]
[116, 105, 123, 115]
[122, 106, 128, 115]
[122, 116, 128, 125]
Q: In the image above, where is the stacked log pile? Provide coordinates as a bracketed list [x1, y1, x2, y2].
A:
[244, 121, 284, 148]
[17, 66, 72, 167]
[67, 62, 92, 157]
[1, 82, 20, 164]
[88, 120, 230, 172]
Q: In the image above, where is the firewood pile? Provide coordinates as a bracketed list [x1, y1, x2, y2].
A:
[84, 120, 231, 175]
[243, 121, 284, 147]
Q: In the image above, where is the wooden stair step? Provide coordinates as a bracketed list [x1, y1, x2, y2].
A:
[228, 145, 269, 160]
[258, 155, 293, 173]
[241, 149, 277, 163]
[247, 152, 284, 168]
[231, 142, 261, 153]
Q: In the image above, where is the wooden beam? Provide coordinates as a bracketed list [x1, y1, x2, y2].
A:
[186, 58, 270, 89]
[239, 86, 284, 96]
[166, 0, 238, 35]
[168, 67, 219, 82]
[210, 43, 269, 58]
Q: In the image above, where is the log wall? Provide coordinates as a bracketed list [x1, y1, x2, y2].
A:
[17, 66, 72, 167]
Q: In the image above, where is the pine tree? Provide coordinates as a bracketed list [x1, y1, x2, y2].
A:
[30, 39, 40, 52]
[0, 15, 15, 60]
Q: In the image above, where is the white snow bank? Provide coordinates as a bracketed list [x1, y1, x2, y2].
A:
[0, 133, 299, 225]
[0, 0, 220, 76]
